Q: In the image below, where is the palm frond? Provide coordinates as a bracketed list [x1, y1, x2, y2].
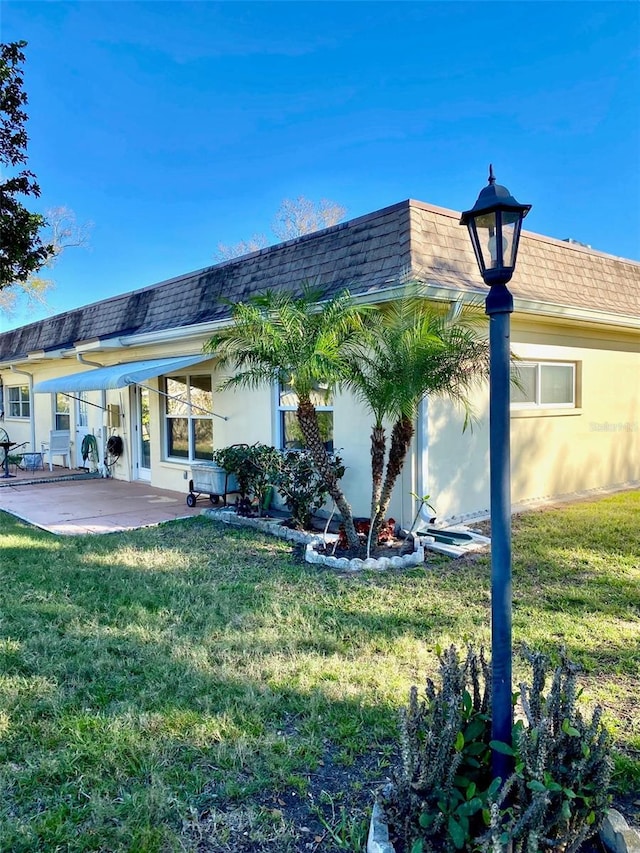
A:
[344, 293, 490, 424]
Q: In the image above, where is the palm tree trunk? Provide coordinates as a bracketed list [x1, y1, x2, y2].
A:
[371, 415, 414, 546]
[367, 423, 387, 558]
[369, 423, 386, 523]
[296, 396, 360, 550]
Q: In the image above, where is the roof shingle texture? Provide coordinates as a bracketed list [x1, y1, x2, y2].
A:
[1, 199, 638, 362]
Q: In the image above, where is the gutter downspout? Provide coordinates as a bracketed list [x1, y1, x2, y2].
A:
[10, 365, 36, 451]
[416, 396, 430, 525]
[77, 354, 104, 369]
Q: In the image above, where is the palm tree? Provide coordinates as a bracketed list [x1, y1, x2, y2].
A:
[345, 295, 490, 549]
[204, 286, 364, 549]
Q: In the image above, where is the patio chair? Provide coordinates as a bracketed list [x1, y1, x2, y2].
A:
[41, 430, 72, 471]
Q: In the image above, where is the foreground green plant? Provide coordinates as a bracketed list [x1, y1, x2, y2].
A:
[212, 442, 345, 526]
[270, 447, 345, 529]
[383, 646, 613, 853]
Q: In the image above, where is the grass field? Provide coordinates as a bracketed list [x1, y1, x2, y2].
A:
[0, 490, 638, 851]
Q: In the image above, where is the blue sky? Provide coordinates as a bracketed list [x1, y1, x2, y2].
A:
[2, 1, 639, 330]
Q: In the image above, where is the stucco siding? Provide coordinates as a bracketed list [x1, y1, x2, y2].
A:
[510, 320, 640, 504]
[423, 316, 640, 522]
[426, 391, 490, 521]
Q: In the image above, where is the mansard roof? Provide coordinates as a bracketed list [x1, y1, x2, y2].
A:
[1, 199, 638, 362]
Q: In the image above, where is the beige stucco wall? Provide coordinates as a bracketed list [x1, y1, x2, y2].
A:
[425, 314, 640, 521]
[332, 388, 410, 524]
[148, 366, 409, 520]
[426, 392, 490, 522]
[509, 318, 640, 505]
[149, 374, 274, 495]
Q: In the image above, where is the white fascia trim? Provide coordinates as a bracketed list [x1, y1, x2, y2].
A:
[74, 337, 124, 353]
[0, 348, 75, 368]
[26, 348, 74, 361]
[511, 297, 640, 331]
[0, 321, 226, 368]
[77, 288, 640, 355]
[119, 318, 229, 348]
[396, 281, 640, 331]
[352, 281, 476, 308]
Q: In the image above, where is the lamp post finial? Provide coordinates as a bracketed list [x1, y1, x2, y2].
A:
[488, 164, 496, 185]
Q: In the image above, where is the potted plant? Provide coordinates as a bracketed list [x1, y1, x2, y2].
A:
[376, 646, 612, 853]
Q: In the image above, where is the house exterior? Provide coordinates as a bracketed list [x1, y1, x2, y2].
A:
[0, 199, 638, 526]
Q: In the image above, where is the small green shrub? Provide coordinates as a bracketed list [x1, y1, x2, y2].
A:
[272, 448, 344, 529]
[384, 647, 493, 853]
[212, 444, 253, 497]
[382, 646, 612, 853]
[212, 444, 344, 527]
[490, 648, 613, 853]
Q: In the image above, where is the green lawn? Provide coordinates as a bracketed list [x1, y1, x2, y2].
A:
[0, 491, 638, 852]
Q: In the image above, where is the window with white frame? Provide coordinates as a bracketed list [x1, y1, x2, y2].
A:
[54, 393, 71, 430]
[8, 385, 30, 418]
[164, 374, 213, 461]
[278, 382, 334, 451]
[511, 361, 576, 408]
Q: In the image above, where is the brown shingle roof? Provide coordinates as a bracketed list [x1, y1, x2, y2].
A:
[409, 200, 640, 316]
[0, 199, 638, 362]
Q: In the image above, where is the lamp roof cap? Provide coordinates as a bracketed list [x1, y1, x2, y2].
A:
[460, 165, 531, 224]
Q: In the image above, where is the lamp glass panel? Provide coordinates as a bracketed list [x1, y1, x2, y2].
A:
[466, 220, 485, 274]
[473, 211, 498, 268]
[502, 212, 522, 268]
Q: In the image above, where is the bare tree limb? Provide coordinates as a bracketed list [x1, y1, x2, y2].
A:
[215, 196, 346, 261]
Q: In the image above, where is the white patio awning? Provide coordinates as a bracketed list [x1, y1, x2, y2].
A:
[33, 354, 211, 394]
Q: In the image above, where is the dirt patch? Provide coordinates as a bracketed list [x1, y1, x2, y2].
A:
[185, 743, 390, 852]
[182, 732, 634, 852]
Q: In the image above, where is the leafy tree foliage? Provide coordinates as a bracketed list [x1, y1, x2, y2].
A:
[0, 41, 52, 289]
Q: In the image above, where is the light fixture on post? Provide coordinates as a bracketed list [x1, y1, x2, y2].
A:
[460, 167, 531, 785]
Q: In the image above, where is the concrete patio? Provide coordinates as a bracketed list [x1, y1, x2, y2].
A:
[0, 470, 201, 534]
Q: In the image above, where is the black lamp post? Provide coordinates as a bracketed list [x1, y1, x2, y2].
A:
[460, 166, 531, 783]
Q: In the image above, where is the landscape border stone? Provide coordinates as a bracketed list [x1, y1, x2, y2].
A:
[601, 809, 640, 853]
[201, 507, 324, 546]
[201, 507, 427, 570]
